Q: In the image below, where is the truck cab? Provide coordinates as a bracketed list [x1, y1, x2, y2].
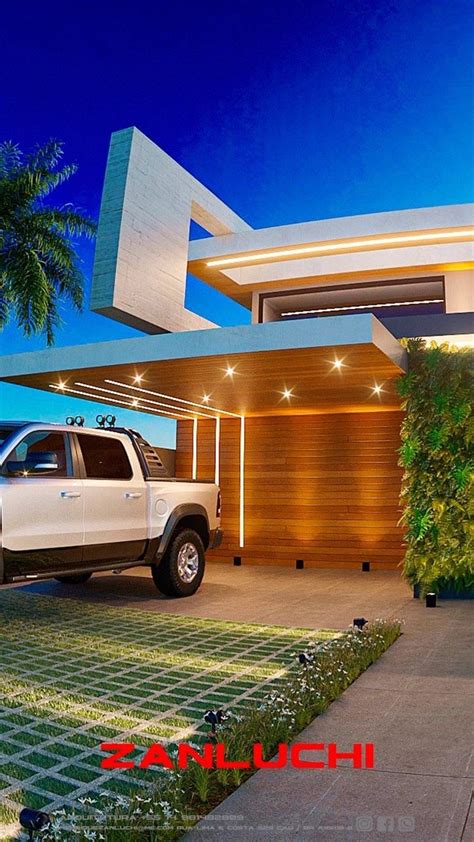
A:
[0, 421, 222, 596]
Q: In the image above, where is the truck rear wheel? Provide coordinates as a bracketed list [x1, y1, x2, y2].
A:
[152, 529, 205, 597]
[54, 573, 93, 585]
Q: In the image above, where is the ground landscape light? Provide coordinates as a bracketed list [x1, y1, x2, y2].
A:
[19, 808, 50, 840]
[353, 617, 368, 630]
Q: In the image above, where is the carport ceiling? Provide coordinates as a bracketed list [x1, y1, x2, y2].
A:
[2, 345, 404, 419]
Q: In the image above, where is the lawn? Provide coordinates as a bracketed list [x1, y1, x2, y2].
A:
[0, 589, 338, 818]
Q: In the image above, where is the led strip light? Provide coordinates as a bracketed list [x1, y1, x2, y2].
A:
[75, 382, 214, 419]
[105, 379, 242, 419]
[192, 418, 198, 480]
[239, 416, 245, 548]
[49, 385, 189, 420]
[281, 298, 444, 317]
[215, 416, 220, 486]
[206, 228, 474, 267]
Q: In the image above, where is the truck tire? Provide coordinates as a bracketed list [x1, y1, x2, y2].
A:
[152, 529, 205, 597]
[54, 573, 93, 585]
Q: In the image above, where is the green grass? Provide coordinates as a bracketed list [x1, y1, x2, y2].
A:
[0, 588, 337, 815]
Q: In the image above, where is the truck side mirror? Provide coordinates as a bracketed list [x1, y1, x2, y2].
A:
[6, 451, 59, 475]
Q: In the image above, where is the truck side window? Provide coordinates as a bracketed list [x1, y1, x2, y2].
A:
[6, 431, 70, 477]
[77, 434, 133, 480]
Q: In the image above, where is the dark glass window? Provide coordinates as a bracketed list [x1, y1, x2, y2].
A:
[0, 425, 21, 448]
[77, 434, 133, 480]
[7, 431, 69, 477]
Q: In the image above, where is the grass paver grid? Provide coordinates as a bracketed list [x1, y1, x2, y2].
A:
[0, 590, 338, 812]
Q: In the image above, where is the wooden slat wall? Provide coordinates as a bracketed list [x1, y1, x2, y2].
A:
[175, 411, 405, 570]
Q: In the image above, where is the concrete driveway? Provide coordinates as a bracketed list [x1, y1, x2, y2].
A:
[2, 564, 472, 841]
[8, 563, 411, 630]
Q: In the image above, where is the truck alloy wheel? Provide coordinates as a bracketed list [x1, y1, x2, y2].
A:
[152, 528, 205, 597]
[177, 542, 200, 583]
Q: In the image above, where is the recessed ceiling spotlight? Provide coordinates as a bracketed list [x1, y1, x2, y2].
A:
[57, 380, 66, 390]
[281, 387, 294, 400]
[225, 365, 236, 378]
[133, 374, 143, 384]
[202, 394, 211, 403]
[331, 358, 346, 371]
[371, 384, 384, 395]
[132, 398, 139, 407]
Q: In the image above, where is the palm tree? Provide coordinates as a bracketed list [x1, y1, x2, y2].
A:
[0, 139, 96, 345]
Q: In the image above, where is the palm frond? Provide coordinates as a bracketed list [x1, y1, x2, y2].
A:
[36, 163, 78, 197]
[26, 139, 64, 172]
[30, 207, 97, 239]
[0, 138, 95, 343]
[0, 141, 22, 176]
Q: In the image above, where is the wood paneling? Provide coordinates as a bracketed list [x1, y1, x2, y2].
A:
[6, 342, 403, 418]
[176, 411, 405, 571]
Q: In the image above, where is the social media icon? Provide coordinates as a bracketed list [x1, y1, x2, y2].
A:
[355, 815, 373, 832]
[398, 816, 416, 832]
[377, 816, 395, 831]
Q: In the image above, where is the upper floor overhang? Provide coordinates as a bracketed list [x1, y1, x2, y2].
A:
[188, 204, 474, 309]
[90, 128, 473, 332]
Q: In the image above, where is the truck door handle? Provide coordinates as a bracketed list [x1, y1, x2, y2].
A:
[124, 492, 142, 499]
[60, 491, 81, 498]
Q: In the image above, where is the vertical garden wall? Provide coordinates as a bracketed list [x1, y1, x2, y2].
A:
[398, 339, 474, 595]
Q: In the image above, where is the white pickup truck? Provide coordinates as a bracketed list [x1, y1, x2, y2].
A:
[0, 421, 222, 596]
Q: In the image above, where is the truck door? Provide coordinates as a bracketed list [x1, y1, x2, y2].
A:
[74, 432, 147, 563]
[2, 429, 84, 577]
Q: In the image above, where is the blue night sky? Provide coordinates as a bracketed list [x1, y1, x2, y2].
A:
[1, 0, 473, 447]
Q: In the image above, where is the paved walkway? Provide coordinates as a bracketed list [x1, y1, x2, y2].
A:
[7, 565, 474, 841]
[180, 580, 473, 841]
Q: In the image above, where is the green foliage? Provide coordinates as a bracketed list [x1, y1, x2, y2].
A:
[398, 339, 474, 594]
[0, 139, 96, 344]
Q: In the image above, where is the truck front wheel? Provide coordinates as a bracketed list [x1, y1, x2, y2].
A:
[152, 529, 205, 597]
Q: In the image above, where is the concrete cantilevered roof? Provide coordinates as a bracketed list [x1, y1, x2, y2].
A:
[0, 315, 406, 420]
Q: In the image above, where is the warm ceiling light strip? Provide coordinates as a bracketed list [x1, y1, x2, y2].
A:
[76, 382, 213, 419]
[192, 418, 198, 480]
[105, 379, 242, 419]
[49, 385, 189, 419]
[239, 416, 245, 549]
[206, 228, 474, 267]
[215, 416, 220, 486]
[281, 298, 444, 317]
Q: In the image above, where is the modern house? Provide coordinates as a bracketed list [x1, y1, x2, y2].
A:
[1, 127, 473, 573]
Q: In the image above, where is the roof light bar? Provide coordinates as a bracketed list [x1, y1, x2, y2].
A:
[206, 228, 474, 268]
[49, 385, 189, 420]
[105, 379, 242, 418]
[281, 298, 443, 317]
